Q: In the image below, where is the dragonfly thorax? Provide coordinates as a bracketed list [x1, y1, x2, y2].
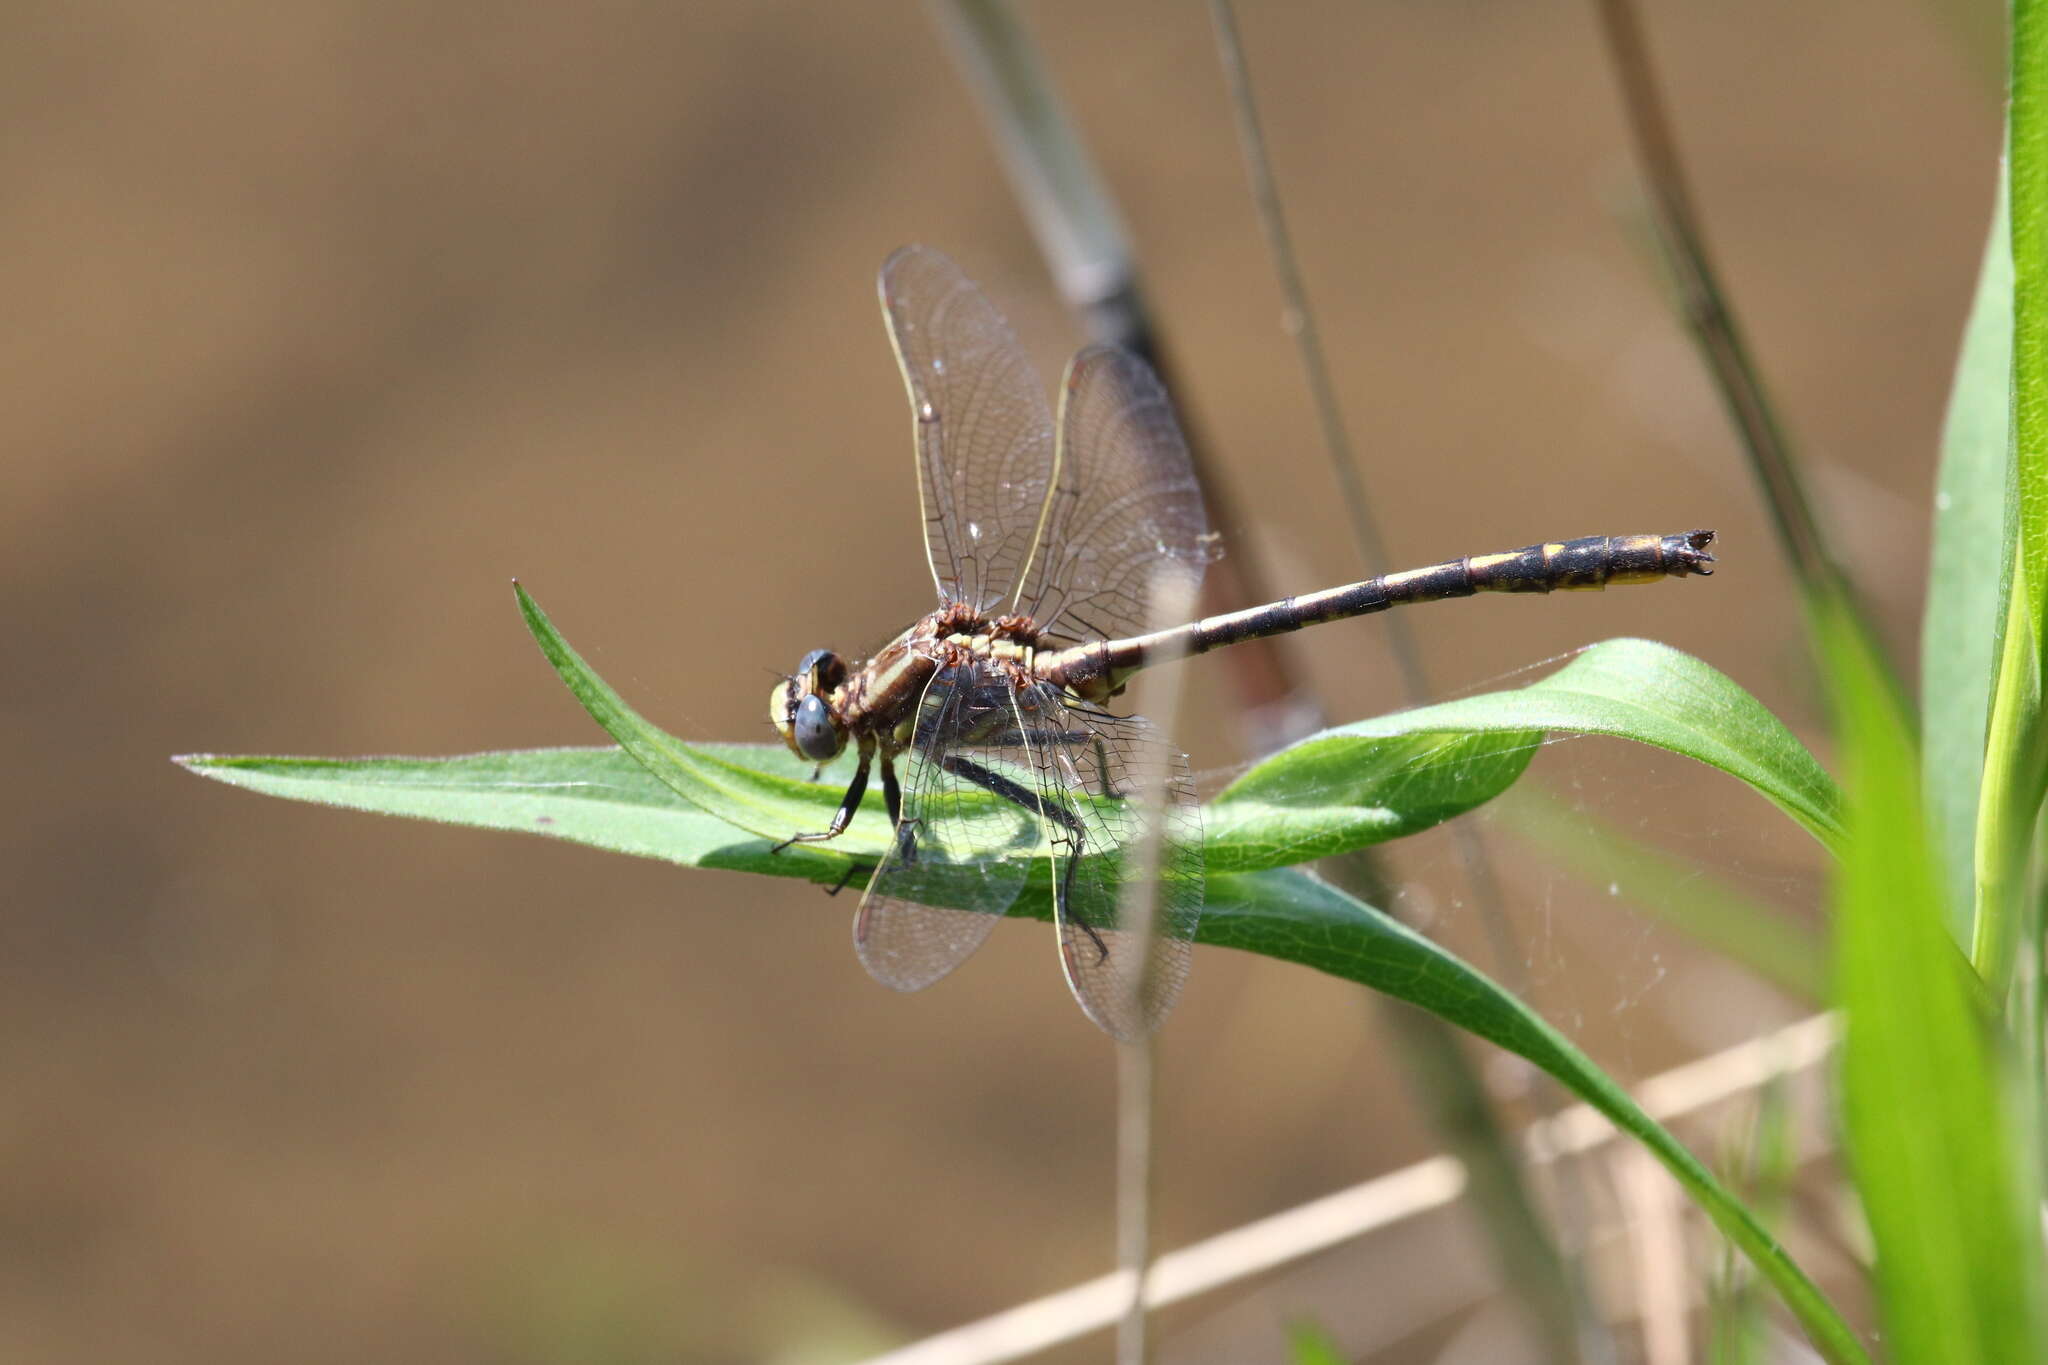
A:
[771, 605, 1070, 766]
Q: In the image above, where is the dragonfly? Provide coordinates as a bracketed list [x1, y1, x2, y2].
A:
[769, 245, 1715, 1039]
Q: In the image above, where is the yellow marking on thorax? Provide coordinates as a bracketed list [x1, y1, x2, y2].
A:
[952, 632, 1036, 672]
[854, 650, 927, 712]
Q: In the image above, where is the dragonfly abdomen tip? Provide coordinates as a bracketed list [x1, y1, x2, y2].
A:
[1670, 528, 1717, 576]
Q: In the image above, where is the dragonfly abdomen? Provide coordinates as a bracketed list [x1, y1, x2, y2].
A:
[1196, 530, 1716, 646]
[1043, 531, 1715, 697]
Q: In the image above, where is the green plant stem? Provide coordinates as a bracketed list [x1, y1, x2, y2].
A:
[1973, 580, 2048, 989]
[1975, 0, 2048, 998]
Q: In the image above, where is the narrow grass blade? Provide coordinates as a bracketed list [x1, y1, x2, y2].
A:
[1824, 599, 2047, 1362]
[2010, 4, 2048, 623]
[1975, 2, 2048, 991]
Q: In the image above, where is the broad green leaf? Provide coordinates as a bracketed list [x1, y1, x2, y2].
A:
[1923, 172, 2011, 938]
[175, 745, 853, 878]
[1203, 729, 1538, 872]
[1221, 638, 1840, 850]
[1204, 869, 1867, 1365]
[173, 743, 1121, 921]
[190, 611, 1836, 893]
[172, 738, 1521, 893]
[1826, 599, 2045, 1364]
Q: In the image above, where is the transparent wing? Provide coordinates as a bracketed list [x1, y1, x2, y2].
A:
[1011, 685, 1203, 1039]
[1019, 345, 1213, 646]
[878, 245, 1058, 613]
[853, 664, 1039, 991]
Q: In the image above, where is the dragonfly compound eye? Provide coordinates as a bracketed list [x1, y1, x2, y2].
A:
[797, 648, 847, 690]
[793, 692, 845, 762]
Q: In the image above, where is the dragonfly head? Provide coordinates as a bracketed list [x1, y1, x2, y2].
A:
[771, 649, 849, 763]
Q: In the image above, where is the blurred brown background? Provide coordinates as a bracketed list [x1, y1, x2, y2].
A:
[2, 2, 1997, 1361]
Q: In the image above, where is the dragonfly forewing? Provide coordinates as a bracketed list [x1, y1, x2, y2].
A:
[879, 245, 1059, 615]
[853, 664, 1042, 991]
[1020, 344, 1212, 646]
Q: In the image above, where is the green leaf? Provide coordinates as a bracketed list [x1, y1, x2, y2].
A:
[1975, 2, 2048, 991]
[187, 614, 1836, 899]
[174, 745, 850, 879]
[1204, 729, 1539, 872]
[2012, 3, 2048, 625]
[160, 736, 1531, 901]
[1204, 869, 1867, 1365]
[1823, 598, 2046, 1363]
[1923, 170, 2011, 938]
[1220, 638, 1840, 851]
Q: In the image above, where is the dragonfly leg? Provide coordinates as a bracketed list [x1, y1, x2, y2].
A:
[1054, 841, 1107, 963]
[881, 752, 903, 825]
[940, 753, 1085, 838]
[942, 753, 1110, 962]
[1092, 736, 1122, 800]
[880, 754, 919, 865]
[986, 728, 1119, 800]
[822, 861, 862, 897]
[771, 747, 872, 854]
